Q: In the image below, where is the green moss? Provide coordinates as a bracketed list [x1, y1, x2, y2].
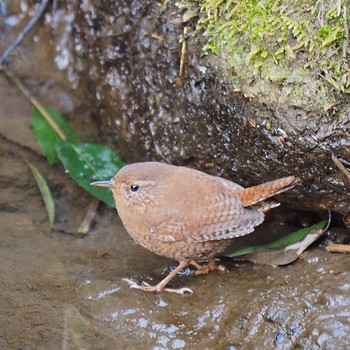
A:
[177, 0, 350, 112]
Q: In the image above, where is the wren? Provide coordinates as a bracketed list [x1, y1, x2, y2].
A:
[91, 162, 295, 294]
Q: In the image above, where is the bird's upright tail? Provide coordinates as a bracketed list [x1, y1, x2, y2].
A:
[237, 176, 295, 207]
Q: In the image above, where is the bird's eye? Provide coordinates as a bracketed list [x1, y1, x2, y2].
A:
[130, 184, 140, 192]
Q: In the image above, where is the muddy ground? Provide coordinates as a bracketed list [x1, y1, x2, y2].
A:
[1, 73, 350, 349]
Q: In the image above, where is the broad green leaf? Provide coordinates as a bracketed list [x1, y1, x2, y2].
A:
[32, 106, 80, 164]
[27, 161, 55, 229]
[227, 220, 328, 258]
[55, 141, 124, 207]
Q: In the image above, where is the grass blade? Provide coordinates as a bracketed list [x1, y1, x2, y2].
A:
[26, 161, 55, 229]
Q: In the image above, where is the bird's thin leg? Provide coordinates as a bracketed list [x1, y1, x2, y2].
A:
[123, 260, 193, 294]
[190, 258, 228, 275]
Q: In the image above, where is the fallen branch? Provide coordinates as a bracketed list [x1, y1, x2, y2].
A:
[326, 243, 350, 253]
[0, 0, 50, 68]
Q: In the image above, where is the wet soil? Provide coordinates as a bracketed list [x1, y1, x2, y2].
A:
[0, 73, 349, 349]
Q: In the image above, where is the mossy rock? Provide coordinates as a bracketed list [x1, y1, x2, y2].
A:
[177, 0, 350, 113]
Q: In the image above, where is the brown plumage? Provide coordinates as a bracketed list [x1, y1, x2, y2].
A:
[91, 162, 295, 294]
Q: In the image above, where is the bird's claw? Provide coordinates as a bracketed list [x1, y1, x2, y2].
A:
[122, 278, 150, 290]
[216, 264, 229, 273]
[122, 278, 193, 294]
[163, 287, 193, 294]
[190, 259, 229, 275]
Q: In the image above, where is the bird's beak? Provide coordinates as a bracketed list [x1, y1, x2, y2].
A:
[90, 179, 114, 188]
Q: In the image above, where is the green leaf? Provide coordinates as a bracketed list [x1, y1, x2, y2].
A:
[32, 106, 80, 164]
[55, 141, 124, 207]
[227, 220, 328, 258]
[27, 161, 55, 229]
[265, 220, 327, 249]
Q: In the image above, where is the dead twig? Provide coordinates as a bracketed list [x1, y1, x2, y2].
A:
[78, 198, 100, 235]
[175, 26, 188, 87]
[144, 31, 167, 42]
[332, 154, 350, 182]
[326, 243, 350, 253]
[0, 0, 50, 68]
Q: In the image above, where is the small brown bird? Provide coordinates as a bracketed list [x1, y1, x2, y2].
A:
[91, 162, 295, 294]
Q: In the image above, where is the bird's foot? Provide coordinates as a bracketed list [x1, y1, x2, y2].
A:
[190, 258, 228, 276]
[122, 278, 193, 294]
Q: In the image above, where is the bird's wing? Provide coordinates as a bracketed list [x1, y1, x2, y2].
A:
[148, 192, 264, 243]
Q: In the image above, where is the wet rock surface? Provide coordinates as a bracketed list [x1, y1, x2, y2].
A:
[69, 0, 350, 214]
